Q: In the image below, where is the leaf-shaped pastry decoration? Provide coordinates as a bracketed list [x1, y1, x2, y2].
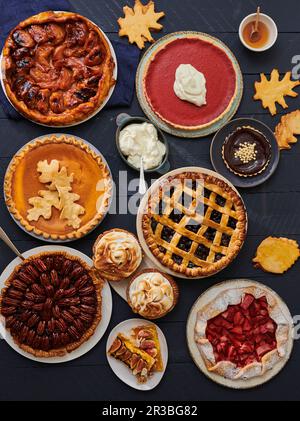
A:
[28, 160, 85, 229]
[118, 0, 165, 49]
[275, 110, 300, 150]
[57, 186, 85, 229]
[253, 237, 300, 274]
[37, 159, 73, 190]
[254, 69, 300, 115]
[27, 190, 60, 221]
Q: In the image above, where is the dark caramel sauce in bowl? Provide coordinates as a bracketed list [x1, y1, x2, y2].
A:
[242, 21, 270, 49]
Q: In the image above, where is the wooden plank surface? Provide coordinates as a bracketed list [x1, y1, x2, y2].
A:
[0, 0, 300, 401]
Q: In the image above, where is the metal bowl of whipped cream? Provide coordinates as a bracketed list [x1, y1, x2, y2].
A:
[116, 113, 170, 174]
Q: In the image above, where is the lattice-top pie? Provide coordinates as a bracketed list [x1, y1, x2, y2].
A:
[142, 171, 247, 277]
[0, 252, 103, 358]
[2, 11, 115, 126]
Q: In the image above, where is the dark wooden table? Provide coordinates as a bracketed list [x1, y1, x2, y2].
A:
[0, 0, 299, 401]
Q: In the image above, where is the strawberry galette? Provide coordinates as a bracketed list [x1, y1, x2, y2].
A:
[194, 285, 292, 381]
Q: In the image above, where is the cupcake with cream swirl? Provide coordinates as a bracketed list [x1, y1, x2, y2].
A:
[93, 229, 142, 282]
[127, 269, 179, 319]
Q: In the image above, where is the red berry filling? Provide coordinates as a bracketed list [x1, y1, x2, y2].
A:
[206, 294, 277, 368]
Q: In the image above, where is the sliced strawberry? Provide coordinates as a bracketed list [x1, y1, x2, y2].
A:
[258, 296, 268, 309]
[241, 294, 255, 310]
[231, 326, 243, 335]
[243, 319, 252, 331]
[234, 311, 245, 326]
[256, 342, 274, 358]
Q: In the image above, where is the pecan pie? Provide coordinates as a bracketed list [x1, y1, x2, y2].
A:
[2, 11, 115, 126]
[0, 252, 103, 358]
[4, 135, 112, 241]
[194, 285, 291, 380]
[142, 171, 247, 277]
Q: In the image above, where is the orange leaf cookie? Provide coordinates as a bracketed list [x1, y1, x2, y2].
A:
[254, 69, 300, 115]
[118, 0, 165, 49]
[275, 110, 300, 150]
[253, 237, 300, 274]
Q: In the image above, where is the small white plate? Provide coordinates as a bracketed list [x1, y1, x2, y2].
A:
[106, 318, 168, 391]
[0, 246, 113, 363]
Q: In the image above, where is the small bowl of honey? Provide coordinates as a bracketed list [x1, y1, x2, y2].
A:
[239, 12, 278, 52]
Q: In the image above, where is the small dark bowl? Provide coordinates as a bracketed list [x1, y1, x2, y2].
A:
[210, 118, 280, 188]
[116, 113, 170, 174]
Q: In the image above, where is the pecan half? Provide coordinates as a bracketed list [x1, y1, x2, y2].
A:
[56, 318, 67, 332]
[33, 258, 47, 273]
[54, 288, 65, 301]
[61, 259, 73, 275]
[19, 309, 33, 321]
[37, 320, 46, 335]
[47, 318, 56, 333]
[26, 329, 36, 346]
[25, 264, 40, 280]
[52, 304, 61, 318]
[50, 269, 59, 287]
[11, 279, 27, 291]
[79, 286, 95, 296]
[81, 296, 95, 305]
[64, 287, 76, 298]
[25, 292, 36, 302]
[69, 306, 81, 316]
[69, 265, 85, 280]
[53, 256, 64, 271]
[27, 313, 40, 328]
[19, 325, 29, 342]
[61, 310, 74, 324]
[31, 284, 45, 297]
[44, 256, 54, 271]
[21, 300, 34, 309]
[1, 306, 16, 316]
[18, 271, 34, 284]
[68, 325, 80, 340]
[2, 296, 21, 306]
[79, 312, 93, 324]
[32, 303, 44, 312]
[40, 273, 50, 286]
[60, 277, 70, 290]
[45, 284, 55, 297]
[80, 304, 96, 314]
[74, 275, 89, 290]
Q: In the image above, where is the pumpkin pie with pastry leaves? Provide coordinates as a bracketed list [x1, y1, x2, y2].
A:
[4, 134, 112, 240]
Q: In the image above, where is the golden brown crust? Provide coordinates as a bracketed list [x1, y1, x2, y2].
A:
[92, 229, 143, 282]
[4, 134, 112, 241]
[2, 11, 115, 126]
[142, 34, 239, 131]
[142, 172, 247, 278]
[0, 251, 103, 358]
[126, 268, 179, 319]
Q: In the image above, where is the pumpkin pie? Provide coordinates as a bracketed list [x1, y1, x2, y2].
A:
[4, 134, 112, 240]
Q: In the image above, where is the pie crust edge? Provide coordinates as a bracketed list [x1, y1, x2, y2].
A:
[142, 34, 240, 131]
[142, 172, 247, 278]
[2, 11, 116, 126]
[0, 251, 103, 358]
[194, 285, 292, 381]
[4, 134, 113, 240]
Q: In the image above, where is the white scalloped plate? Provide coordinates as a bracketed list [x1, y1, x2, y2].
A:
[0, 246, 113, 363]
[186, 279, 294, 389]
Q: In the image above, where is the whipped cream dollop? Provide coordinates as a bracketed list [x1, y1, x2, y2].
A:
[174, 64, 207, 107]
[129, 271, 174, 318]
[119, 122, 166, 170]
